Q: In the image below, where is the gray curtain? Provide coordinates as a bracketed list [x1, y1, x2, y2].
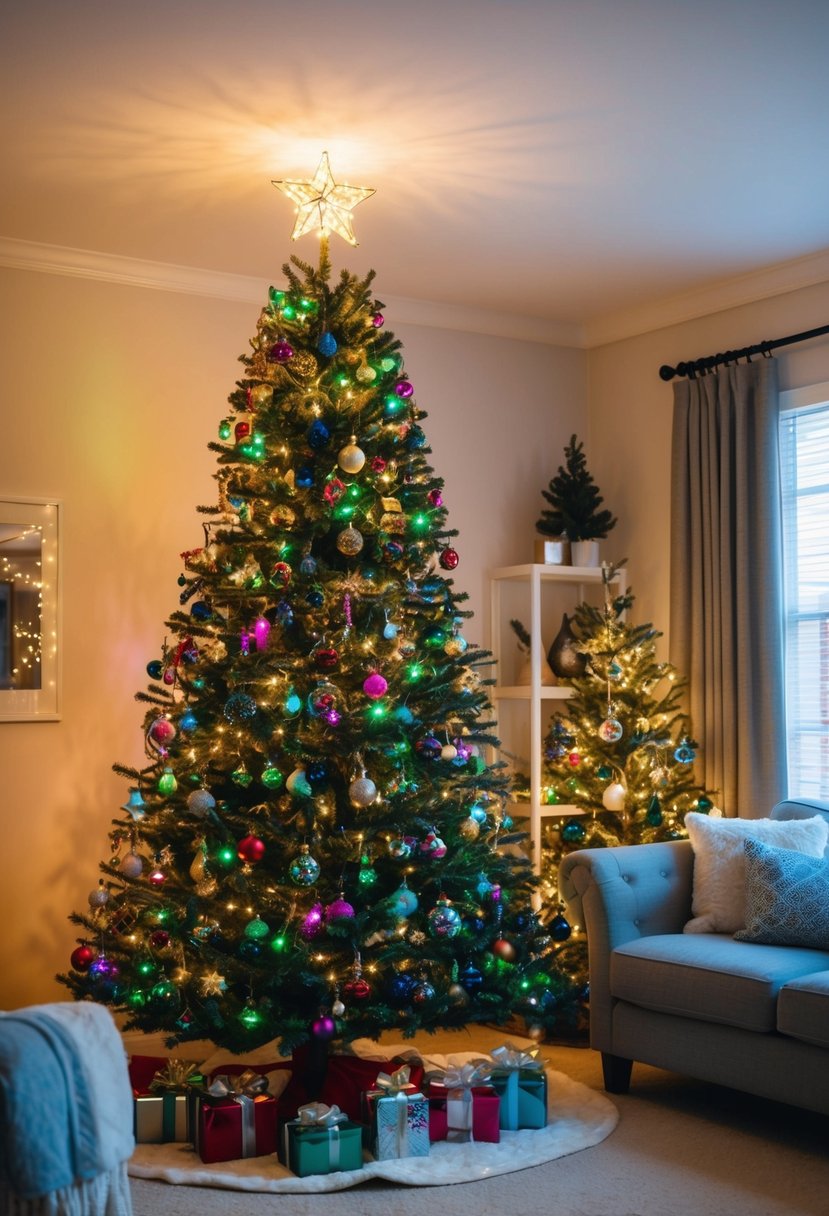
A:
[669, 359, 786, 817]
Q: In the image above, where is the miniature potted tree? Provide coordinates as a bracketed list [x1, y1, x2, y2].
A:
[536, 434, 617, 566]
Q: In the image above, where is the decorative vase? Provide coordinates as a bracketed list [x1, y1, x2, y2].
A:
[570, 540, 600, 567]
[547, 613, 587, 678]
[534, 537, 570, 565]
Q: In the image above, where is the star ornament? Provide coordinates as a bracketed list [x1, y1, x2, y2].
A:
[272, 152, 375, 246]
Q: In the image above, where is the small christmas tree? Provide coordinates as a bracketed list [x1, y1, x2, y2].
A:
[538, 563, 716, 1009]
[58, 155, 577, 1063]
[536, 435, 616, 541]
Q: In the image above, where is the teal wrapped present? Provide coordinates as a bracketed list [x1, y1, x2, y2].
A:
[490, 1043, 548, 1130]
[284, 1103, 364, 1177]
[362, 1064, 430, 1161]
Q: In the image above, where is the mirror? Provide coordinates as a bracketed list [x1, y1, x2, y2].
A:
[0, 498, 60, 720]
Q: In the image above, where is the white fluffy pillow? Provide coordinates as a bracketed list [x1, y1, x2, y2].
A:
[684, 812, 829, 933]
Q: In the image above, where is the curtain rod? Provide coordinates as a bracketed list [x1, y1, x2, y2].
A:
[658, 321, 829, 382]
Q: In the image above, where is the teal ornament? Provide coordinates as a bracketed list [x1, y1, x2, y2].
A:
[428, 899, 462, 938]
[561, 818, 586, 844]
[697, 795, 713, 813]
[597, 765, 612, 780]
[674, 738, 697, 764]
[317, 331, 338, 356]
[284, 690, 302, 716]
[289, 850, 320, 886]
[388, 838, 412, 859]
[393, 706, 414, 725]
[469, 801, 488, 824]
[389, 882, 419, 918]
[383, 621, 399, 639]
[476, 872, 493, 898]
[122, 788, 147, 820]
[646, 794, 663, 826]
[286, 767, 313, 797]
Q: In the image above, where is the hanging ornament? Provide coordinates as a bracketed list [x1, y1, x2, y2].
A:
[338, 438, 366, 474]
[244, 916, 270, 940]
[289, 848, 320, 886]
[120, 851, 143, 879]
[394, 378, 414, 399]
[325, 894, 355, 921]
[428, 896, 462, 939]
[459, 962, 483, 997]
[268, 339, 294, 363]
[307, 419, 330, 449]
[240, 627, 251, 656]
[332, 993, 346, 1018]
[420, 831, 447, 858]
[343, 974, 371, 1002]
[306, 760, 330, 790]
[261, 763, 283, 790]
[697, 795, 713, 813]
[189, 843, 208, 883]
[388, 837, 412, 859]
[223, 692, 257, 724]
[157, 767, 177, 795]
[284, 689, 303, 715]
[550, 912, 572, 942]
[349, 773, 377, 807]
[270, 561, 292, 588]
[323, 478, 346, 506]
[249, 383, 273, 409]
[459, 816, 480, 840]
[187, 788, 215, 817]
[231, 762, 253, 788]
[237, 835, 266, 863]
[387, 972, 415, 1006]
[389, 881, 419, 918]
[315, 646, 339, 670]
[547, 613, 588, 678]
[146, 659, 164, 680]
[179, 709, 198, 733]
[491, 938, 516, 962]
[427, 488, 443, 507]
[358, 854, 378, 887]
[311, 1014, 336, 1041]
[444, 633, 467, 657]
[149, 929, 170, 949]
[317, 330, 338, 357]
[234, 420, 251, 444]
[147, 717, 176, 750]
[301, 903, 325, 939]
[70, 944, 95, 971]
[122, 788, 147, 820]
[337, 526, 364, 556]
[598, 717, 624, 743]
[362, 672, 388, 700]
[411, 979, 435, 1006]
[674, 737, 697, 764]
[561, 818, 586, 844]
[439, 547, 459, 571]
[372, 312, 385, 328]
[286, 767, 314, 797]
[646, 793, 664, 826]
[602, 780, 627, 811]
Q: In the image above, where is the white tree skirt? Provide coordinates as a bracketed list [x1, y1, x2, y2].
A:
[128, 1050, 618, 1195]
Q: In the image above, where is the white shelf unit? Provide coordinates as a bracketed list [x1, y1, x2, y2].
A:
[488, 563, 627, 883]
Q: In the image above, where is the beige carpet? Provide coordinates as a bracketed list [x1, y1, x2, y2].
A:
[129, 1025, 829, 1216]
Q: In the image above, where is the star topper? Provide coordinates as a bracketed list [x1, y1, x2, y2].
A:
[272, 152, 375, 246]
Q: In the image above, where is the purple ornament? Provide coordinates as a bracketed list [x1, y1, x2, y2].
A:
[301, 902, 324, 939]
[268, 340, 294, 364]
[89, 956, 119, 980]
[372, 313, 384, 328]
[325, 896, 355, 921]
[363, 672, 388, 700]
[324, 709, 341, 726]
[254, 616, 271, 651]
[311, 1015, 336, 1041]
[427, 489, 443, 507]
[394, 379, 414, 399]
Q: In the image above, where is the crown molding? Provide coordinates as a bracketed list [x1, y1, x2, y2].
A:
[584, 247, 829, 348]
[0, 236, 583, 348]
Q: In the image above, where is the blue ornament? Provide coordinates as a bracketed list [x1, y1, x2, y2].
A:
[393, 706, 414, 726]
[389, 882, 419, 918]
[191, 601, 212, 621]
[296, 466, 315, 488]
[284, 691, 302, 716]
[317, 331, 338, 356]
[146, 660, 163, 680]
[549, 912, 572, 942]
[306, 760, 330, 790]
[459, 963, 483, 997]
[469, 801, 488, 824]
[674, 738, 697, 764]
[224, 692, 257, 723]
[307, 420, 330, 450]
[299, 555, 317, 575]
[306, 590, 324, 607]
[406, 426, 427, 450]
[387, 972, 416, 1007]
[179, 710, 198, 732]
[383, 621, 399, 639]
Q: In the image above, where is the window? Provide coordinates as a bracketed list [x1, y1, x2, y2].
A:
[780, 383, 829, 797]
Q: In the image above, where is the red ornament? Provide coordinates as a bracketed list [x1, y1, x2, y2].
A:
[371, 456, 387, 473]
[270, 561, 292, 586]
[439, 548, 459, 570]
[324, 478, 346, 505]
[234, 420, 251, 443]
[237, 835, 266, 863]
[343, 977, 372, 1002]
[427, 489, 443, 507]
[70, 944, 95, 972]
[149, 929, 170, 949]
[315, 647, 339, 670]
[492, 938, 516, 963]
[568, 751, 581, 767]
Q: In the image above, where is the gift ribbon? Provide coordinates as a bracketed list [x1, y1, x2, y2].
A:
[288, 1102, 347, 1171]
[430, 1059, 492, 1142]
[368, 1065, 415, 1157]
[490, 1044, 544, 1129]
[373, 1064, 413, 1095]
[208, 1071, 270, 1159]
[149, 1059, 203, 1092]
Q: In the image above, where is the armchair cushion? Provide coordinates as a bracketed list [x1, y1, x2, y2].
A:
[778, 970, 829, 1048]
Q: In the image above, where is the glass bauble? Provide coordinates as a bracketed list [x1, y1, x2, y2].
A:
[549, 912, 572, 942]
[337, 526, 364, 556]
[561, 818, 586, 844]
[388, 972, 415, 1006]
[70, 944, 95, 971]
[428, 899, 462, 938]
[289, 850, 320, 886]
[598, 717, 624, 743]
[389, 882, 419, 918]
[602, 781, 627, 811]
[325, 895, 355, 921]
[459, 963, 483, 996]
[120, 852, 143, 879]
[223, 692, 257, 723]
[237, 835, 266, 863]
[187, 788, 215, 816]
[411, 980, 435, 1005]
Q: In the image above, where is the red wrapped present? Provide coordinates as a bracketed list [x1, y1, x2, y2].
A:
[206, 1060, 300, 1119]
[322, 1054, 424, 1123]
[192, 1071, 278, 1163]
[427, 1060, 500, 1143]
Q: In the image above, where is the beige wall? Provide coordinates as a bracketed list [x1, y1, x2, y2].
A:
[587, 280, 829, 655]
[0, 265, 586, 1010]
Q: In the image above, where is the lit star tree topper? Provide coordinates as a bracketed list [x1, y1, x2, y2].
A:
[272, 151, 375, 246]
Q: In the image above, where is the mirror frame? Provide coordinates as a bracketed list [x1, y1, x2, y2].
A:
[0, 496, 61, 721]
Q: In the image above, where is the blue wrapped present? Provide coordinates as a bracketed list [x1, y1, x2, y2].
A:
[490, 1043, 548, 1130]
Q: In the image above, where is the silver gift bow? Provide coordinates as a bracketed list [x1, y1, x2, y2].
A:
[291, 1102, 347, 1170]
[490, 1043, 543, 1071]
[433, 1059, 493, 1142]
[207, 1071, 270, 1158]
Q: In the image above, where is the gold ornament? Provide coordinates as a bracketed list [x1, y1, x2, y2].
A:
[200, 970, 227, 996]
[459, 816, 480, 840]
[272, 152, 375, 247]
[249, 384, 273, 409]
[380, 512, 406, 534]
[289, 351, 318, 380]
[338, 438, 366, 474]
[337, 526, 364, 556]
[356, 359, 376, 383]
[270, 505, 297, 529]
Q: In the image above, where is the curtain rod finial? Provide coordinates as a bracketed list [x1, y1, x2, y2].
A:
[659, 364, 677, 382]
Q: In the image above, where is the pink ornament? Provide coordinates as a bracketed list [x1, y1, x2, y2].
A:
[371, 457, 387, 473]
[420, 832, 447, 859]
[268, 340, 294, 363]
[394, 379, 414, 398]
[568, 751, 581, 767]
[311, 1015, 336, 1041]
[237, 835, 266, 863]
[325, 896, 355, 921]
[148, 717, 176, 746]
[302, 903, 324, 939]
[240, 628, 251, 655]
[363, 672, 388, 700]
[324, 709, 341, 727]
[427, 489, 443, 507]
[371, 313, 384, 328]
[254, 616, 271, 650]
[163, 666, 176, 685]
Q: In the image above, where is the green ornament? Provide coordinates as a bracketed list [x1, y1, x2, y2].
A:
[231, 763, 253, 788]
[240, 1003, 262, 1029]
[697, 795, 713, 813]
[157, 767, 177, 795]
[261, 765, 284, 790]
[358, 855, 378, 887]
[218, 419, 232, 441]
[244, 916, 269, 940]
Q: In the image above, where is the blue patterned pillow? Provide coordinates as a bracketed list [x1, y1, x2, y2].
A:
[734, 837, 829, 948]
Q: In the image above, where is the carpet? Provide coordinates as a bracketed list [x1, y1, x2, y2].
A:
[128, 1050, 618, 1194]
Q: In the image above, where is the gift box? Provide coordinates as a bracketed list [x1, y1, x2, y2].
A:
[322, 1052, 424, 1122]
[426, 1061, 500, 1143]
[191, 1071, 279, 1163]
[489, 1044, 548, 1130]
[283, 1103, 363, 1176]
[130, 1057, 203, 1144]
[362, 1065, 429, 1160]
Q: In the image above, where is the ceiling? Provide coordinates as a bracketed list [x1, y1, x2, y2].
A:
[3, 0, 829, 342]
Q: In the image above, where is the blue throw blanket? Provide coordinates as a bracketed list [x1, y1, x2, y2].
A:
[0, 1011, 102, 1199]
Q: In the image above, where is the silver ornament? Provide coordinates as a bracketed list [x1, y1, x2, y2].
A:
[349, 775, 378, 807]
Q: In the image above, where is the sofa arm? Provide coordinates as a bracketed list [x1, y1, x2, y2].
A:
[559, 840, 694, 1050]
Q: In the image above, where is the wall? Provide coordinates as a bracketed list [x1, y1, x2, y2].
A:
[586, 279, 829, 656]
[0, 265, 586, 1010]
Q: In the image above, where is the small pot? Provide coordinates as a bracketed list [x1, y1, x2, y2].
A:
[534, 537, 571, 565]
[570, 539, 600, 567]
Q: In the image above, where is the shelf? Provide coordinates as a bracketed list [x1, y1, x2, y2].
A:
[490, 562, 611, 583]
[508, 801, 585, 819]
[493, 685, 572, 700]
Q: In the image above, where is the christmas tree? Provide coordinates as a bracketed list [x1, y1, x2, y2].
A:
[538, 563, 716, 1006]
[536, 435, 616, 542]
[58, 155, 577, 1057]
